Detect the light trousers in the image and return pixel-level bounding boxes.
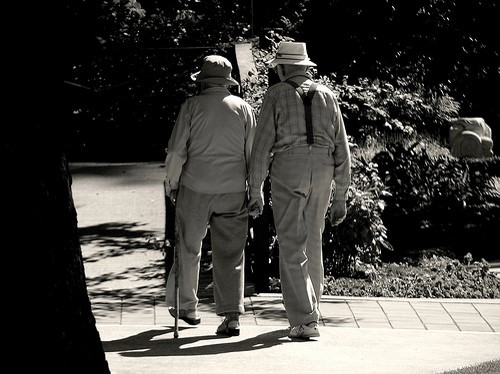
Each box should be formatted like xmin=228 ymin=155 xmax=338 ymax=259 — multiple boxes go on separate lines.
xmin=165 ymin=185 xmax=247 ymax=315
xmin=270 ymin=146 xmax=334 ymax=327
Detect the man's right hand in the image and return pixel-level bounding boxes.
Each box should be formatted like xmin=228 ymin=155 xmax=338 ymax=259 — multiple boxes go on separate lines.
xmin=164 ymin=180 xmax=177 ymax=204
xmin=248 ymin=196 xmax=263 ymax=218
xmin=168 ymin=189 xmax=177 ymax=204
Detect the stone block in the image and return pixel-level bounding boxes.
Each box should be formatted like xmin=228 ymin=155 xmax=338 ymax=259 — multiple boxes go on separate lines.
xmin=449 ymin=117 xmax=494 ymax=158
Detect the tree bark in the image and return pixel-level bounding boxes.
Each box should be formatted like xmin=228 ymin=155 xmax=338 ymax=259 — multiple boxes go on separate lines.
xmin=5 ymin=129 xmax=110 ymax=373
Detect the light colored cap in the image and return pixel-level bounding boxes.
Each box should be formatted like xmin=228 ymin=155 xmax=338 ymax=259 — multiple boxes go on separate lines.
xmin=268 ymin=41 xmax=317 ymax=67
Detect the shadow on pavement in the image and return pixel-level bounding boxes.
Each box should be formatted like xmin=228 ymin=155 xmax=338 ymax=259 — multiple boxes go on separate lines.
xmin=81 ymin=221 xmax=166 ymax=310
xmin=80 ymin=222 xmax=161 ymax=260
xmin=249 ymin=298 xmax=288 ymax=321
xmin=102 ymin=327 xmax=294 ymax=356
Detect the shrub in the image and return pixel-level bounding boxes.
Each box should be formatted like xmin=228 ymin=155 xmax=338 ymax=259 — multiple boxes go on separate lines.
xmin=375 ymin=142 xmax=500 ymax=259
xmin=323 ymin=147 xmax=392 ymax=277
xmin=317 ymin=75 xmax=460 ymax=146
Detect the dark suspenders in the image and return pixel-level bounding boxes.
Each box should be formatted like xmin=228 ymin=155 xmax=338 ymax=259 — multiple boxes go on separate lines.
xmin=285 ymin=80 xmax=318 ymax=145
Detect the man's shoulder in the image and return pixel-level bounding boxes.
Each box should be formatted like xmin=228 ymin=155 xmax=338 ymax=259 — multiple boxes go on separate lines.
xmin=183 ymin=94 xmax=199 ymax=105
xmin=312 ymin=83 xmax=339 ymax=101
xmin=227 ymin=92 xmax=246 ymax=100
xmin=227 ymin=93 xmax=251 ymax=104
xmin=313 ymin=82 xmax=334 ymax=93
xmin=267 ymin=80 xmax=331 ymax=93
xmin=264 ymin=82 xmax=288 ymax=96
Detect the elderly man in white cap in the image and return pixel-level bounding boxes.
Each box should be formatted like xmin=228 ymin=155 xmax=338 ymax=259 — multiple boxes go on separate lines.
xmin=164 ymin=55 xmax=256 ymax=336
xmin=248 ymin=41 xmax=351 ymax=339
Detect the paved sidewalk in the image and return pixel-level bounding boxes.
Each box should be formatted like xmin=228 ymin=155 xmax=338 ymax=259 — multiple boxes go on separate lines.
xmin=95 ymin=294 xmax=500 ymax=374
xmin=93 ymin=294 xmax=500 ymax=374
xmin=98 ymin=323 xmax=500 ymax=374
xmin=71 ymin=162 xmax=500 ymax=374
xmin=92 ymin=293 xmax=500 ymax=334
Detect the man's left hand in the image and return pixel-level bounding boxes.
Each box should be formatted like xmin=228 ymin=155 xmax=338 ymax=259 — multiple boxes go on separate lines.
xmin=330 ymin=200 xmax=346 ymax=226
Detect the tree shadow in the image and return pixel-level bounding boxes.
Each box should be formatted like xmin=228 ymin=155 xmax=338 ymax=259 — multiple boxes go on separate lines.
xmin=80 ymin=221 xmax=222 ymax=315
xmin=248 ymin=298 xmax=288 ymax=322
xmin=79 ymin=222 xmax=161 ymax=261
xmin=80 ymin=221 xmax=166 ymax=307
xmin=102 ymin=326 xmax=297 ymax=357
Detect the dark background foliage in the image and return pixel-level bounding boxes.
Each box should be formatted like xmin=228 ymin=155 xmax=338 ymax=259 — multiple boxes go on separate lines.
xmin=304 ymin=0 xmax=499 ymax=131
xmin=64 ymin=0 xmax=499 ymax=161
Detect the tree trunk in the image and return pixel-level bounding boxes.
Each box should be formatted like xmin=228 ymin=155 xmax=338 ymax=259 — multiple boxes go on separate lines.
xmin=6 ymin=129 xmax=110 ymax=373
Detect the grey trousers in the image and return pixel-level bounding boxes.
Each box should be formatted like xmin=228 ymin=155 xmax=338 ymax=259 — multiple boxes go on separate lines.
xmin=165 ymin=185 xmax=247 ymax=316
xmin=270 ymin=146 xmax=334 ymax=327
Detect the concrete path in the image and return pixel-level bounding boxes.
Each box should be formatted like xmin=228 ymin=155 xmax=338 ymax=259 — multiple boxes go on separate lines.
xmin=94 ymin=294 xmax=500 ymax=374
xmin=70 ymin=162 xmax=500 ymax=374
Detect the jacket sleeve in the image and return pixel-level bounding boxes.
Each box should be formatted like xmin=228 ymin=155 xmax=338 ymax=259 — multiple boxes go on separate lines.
xmin=244 ymin=104 xmax=257 ymax=180
xmin=164 ymin=100 xmax=190 ymax=191
xmin=331 ymin=97 xmax=351 ymax=201
xmin=248 ymin=90 xmax=276 ymax=200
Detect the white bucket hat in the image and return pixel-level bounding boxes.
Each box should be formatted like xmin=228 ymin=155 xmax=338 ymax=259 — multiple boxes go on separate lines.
xmin=190 ymin=55 xmax=239 ymax=86
xmin=268 ymin=41 xmax=317 ymax=68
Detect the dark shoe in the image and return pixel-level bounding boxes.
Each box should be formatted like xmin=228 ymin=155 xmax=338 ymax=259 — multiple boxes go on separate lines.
xmin=216 ymin=315 xmax=240 ymax=336
xmin=169 ymin=307 xmax=201 ymax=325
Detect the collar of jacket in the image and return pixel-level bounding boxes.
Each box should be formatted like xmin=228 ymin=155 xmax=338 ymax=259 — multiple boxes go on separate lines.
xmin=200 ymin=86 xmax=231 ymax=95
xmin=282 ymin=71 xmax=310 ymax=82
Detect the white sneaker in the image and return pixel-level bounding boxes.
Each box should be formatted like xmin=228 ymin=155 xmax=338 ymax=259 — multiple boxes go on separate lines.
xmin=288 ymin=321 xmax=320 ymax=339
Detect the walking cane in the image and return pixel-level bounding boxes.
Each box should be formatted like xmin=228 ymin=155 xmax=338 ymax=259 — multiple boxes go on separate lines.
xmin=173 ymin=244 xmax=179 ymax=338
xmin=164 ymin=179 xmax=179 ymax=338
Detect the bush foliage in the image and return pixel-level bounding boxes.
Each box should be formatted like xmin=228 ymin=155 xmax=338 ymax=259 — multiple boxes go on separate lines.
xmin=322 ymin=150 xmax=392 ymax=277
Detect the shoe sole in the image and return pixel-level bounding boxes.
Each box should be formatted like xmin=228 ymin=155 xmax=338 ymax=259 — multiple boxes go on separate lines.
xmin=169 ymin=309 xmax=201 ymax=325
xmin=216 ymin=328 xmax=240 ymax=337
xmin=288 ymin=327 xmax=320 ymax=339
xmin=288 ymin=333 xmax=319 ymax=339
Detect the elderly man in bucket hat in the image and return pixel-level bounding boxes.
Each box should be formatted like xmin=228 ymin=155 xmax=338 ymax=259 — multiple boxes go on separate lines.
xmin=164 ymin=55 xmax=256 ymax=336
xmin=248 ymin=41 xmax=351 ymax=339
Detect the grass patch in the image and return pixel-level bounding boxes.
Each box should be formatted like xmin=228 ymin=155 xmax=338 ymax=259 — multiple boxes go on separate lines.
xmin=268 ymin=255 xmax=500 ymax=298
xmin=323 ymin=255 xmax=500 ymax=298
xmin=439 ymin=359 xmax=500 ymax=374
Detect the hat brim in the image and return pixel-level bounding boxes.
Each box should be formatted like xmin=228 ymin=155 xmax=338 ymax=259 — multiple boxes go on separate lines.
xmin=267 ymin=58 xmax=317 ymax=68
xmin=190 ymin=71 xmax=239 ymax=86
